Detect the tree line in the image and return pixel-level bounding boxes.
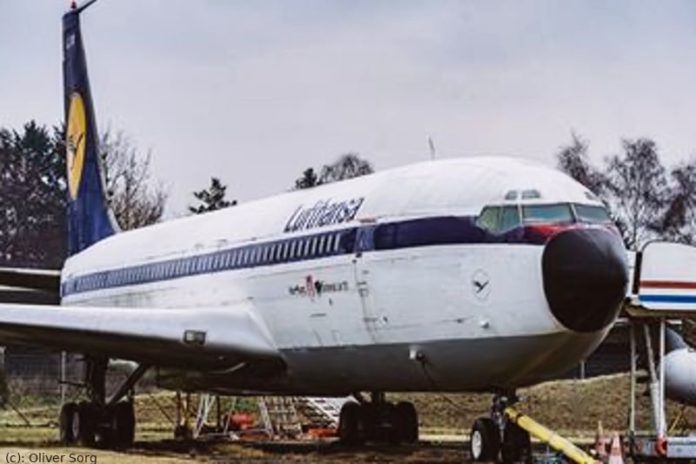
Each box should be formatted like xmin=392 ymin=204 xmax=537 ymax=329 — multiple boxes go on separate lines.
xmin=0 ymin=122 xmax=168 ymax=268
xmin=556 ymin=133 xmax=696 ymax=249
xmin=0 ymin=121 xmax=374 ymax=269
xmin=2 ymin=118 xmax=694 ymax=271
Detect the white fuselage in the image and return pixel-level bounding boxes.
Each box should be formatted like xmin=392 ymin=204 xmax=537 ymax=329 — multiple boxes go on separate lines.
xmin=60 ymin=157 xmax=613 ymax=395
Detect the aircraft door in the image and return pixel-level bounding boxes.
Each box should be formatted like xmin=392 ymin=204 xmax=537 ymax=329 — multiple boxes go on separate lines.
xmin=352 ymin=225 xmax=388 ymax=342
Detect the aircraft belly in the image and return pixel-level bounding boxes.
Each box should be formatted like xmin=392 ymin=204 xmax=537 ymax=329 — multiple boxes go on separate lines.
xmin=159 ymin=329 xmax=606 ymax=395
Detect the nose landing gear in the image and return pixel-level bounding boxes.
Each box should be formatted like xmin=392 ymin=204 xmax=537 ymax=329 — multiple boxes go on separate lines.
xmin=470 ymin=392 xmax=532 ymax=464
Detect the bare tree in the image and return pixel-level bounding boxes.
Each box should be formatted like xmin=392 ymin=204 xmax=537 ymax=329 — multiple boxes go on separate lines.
xmin=556 ymin=132 xmax=606 ymax=195
xmin=319 ymin=153 xmax=373 ymax=184
xmin=294 ymin=153 xmax=374 ymax=190
xmin=652 ymin=159 xmax=696 ymax=244
xmin=604 ymin=138 xmax=669 ymax=249
xmin=100 ymin=130 xmax=167 ymax=230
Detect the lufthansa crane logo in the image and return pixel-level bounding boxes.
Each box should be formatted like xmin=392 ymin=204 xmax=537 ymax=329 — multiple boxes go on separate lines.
xmin=66 ymin=92 xmax=87 ymax=200
xmin=471 ymin=269 xmax=491 ymax=301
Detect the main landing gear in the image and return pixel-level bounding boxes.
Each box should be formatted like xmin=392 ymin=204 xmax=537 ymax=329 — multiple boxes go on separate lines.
xmin=338 ymin=392 xmax=418 ymax=445
xmin=469 ymin=393 xmax=532 ymax=464
xmin=59 ymin=357 xmax=149 ymax=449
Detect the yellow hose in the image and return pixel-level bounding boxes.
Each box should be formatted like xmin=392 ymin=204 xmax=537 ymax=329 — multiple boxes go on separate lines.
xmin=504 ymin=406 xmax=597 ymax=464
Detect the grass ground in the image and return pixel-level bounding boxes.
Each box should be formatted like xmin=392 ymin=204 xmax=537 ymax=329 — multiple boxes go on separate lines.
xmin=0 ymin=373 xmax=692 ymax=462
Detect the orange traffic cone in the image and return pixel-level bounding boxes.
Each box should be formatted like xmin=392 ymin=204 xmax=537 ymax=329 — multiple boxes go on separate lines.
xmin=607 ymin=433 xmax=624 ymax=464
xmin=594 ymin=421 xmax=609 ymax=460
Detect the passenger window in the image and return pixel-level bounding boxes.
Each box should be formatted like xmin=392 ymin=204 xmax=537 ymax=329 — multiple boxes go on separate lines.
xmin=318 ymin=235 xmax=326 ymax=254
xmin=499 ymin=206 xmax=521 ymax=232
xmin=476 ymin=207 xmax=500 ymax=232
xmin=310 ymin=237 xmax=318 ymax=256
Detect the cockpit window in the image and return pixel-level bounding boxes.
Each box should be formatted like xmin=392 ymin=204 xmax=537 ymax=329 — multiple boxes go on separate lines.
xmin=499 ymin=206 xmax=521 ymax=232
xmin=574 ymin=204 xmax=611 ymax=223
xmin=476 ymin=206 xmax=500 ymax=232
xmin=476 ymin=206 xmax=521 ymax=233
xmin=522 ymin=204 xmax=573 ymax=224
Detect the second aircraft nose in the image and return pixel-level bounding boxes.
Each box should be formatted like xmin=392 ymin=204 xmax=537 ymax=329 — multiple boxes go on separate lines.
xmin=542 ymin=227 xmax=628 ymax=332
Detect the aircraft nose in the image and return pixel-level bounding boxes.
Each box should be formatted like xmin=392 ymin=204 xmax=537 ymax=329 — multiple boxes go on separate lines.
xmin=542 ymin=227 xmax=628 ymax=332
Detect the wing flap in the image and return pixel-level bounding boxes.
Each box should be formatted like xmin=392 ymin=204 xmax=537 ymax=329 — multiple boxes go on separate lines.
xmin=0 ymin=303 xmax=282 ymax=370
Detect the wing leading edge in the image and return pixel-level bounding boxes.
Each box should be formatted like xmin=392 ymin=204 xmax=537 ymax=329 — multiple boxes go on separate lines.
xmin=0 ymin=303 xmax=283 ymax=372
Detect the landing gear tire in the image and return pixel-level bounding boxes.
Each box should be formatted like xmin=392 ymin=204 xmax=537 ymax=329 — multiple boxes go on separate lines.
xmin=73 ymin=402 xmax=97 ymax=446
xmin=59 ymin=402 xmax=78 ymax=444
xmin=501 ymin=422 xmax=532 ymax=464
xmin=174 ymin=424 xmax=192 ymax=440
xmin=470 ymin=417 xmax=500 ymax=462
xmin=338 ymin=401 xmax=365 ymax=445
xmin=110 ymin=402 xmax=136 ymax=448
xmin=394 ymin=401 xmax=418 ymax=444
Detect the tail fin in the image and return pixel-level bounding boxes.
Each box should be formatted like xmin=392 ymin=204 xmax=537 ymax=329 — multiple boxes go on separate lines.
xmin=63 ymin=1 xmax=118 ymax=256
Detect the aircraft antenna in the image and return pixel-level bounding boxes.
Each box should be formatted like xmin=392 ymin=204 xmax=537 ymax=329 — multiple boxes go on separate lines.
xmin=428 ymin=136 xmax=436 ymax=160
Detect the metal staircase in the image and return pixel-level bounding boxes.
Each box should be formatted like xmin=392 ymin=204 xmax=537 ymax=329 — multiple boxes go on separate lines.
xmin=186 ymin=394 xmax=353 ymax=440
xmin=259 ymin=396 xmax=304 ymax=438
xmin=258 ymin=396 xmax=352 ymax=438
xmin=295 ymin=397 xmax=350 ymax=428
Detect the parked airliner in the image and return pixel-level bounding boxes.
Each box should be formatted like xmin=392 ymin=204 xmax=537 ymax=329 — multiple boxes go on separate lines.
xmin=0 ymin=2 xmax=628 ymax=462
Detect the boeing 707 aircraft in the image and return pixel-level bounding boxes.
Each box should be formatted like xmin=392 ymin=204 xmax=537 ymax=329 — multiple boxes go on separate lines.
xmin=0 ymin=2 xmax=628 ymax=462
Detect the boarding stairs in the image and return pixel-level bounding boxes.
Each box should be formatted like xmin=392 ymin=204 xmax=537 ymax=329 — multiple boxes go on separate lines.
xmin=259 ymin=396 xmax=304 ymax=438
xmin=259 ymin=396 xmax=352 ymax=438
xmin=295 ymin=396 xmax=349 ymax=428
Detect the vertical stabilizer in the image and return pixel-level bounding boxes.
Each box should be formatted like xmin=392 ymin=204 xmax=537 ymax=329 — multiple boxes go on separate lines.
xmin=63 ymin=1 xmax=118 ymax=256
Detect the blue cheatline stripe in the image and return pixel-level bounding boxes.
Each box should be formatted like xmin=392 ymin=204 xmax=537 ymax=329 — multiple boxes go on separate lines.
xmin=61 ymin=215 xmax=550 ymax=297
xmin=640 ymin=294 xmax=696 ymax=304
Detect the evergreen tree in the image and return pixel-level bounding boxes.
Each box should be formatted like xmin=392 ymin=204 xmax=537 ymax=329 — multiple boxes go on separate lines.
xmin=294 ymin=168 xmax=320 ymax=190
xmin=189 ymin=177 xmax=236 ymax=214
xmin=0 ymin=122 xmax=66 ymax=268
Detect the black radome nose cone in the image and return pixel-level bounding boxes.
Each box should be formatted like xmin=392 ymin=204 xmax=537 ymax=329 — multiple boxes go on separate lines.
xmin=542 ymin=228 xmax=628 ymax=332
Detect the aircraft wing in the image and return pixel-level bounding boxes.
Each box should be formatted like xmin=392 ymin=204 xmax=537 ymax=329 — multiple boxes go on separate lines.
xmin=0 ymin=303 xmax=283 ymax=371
xmin=0 ymin=267 xmax=61 ymax=305
xmin=0 ymin=267 xmax=61 ymax=292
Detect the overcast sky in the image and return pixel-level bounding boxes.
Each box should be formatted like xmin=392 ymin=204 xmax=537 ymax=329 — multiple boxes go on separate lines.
xmin=2 ymin=1 xmax=696 ymax=215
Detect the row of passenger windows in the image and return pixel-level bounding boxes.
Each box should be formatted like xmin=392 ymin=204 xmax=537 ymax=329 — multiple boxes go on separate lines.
xmin=65 ymin=230 xmax=356 ymax=295
xmin=476 ymin=203 xmax=612 ymax=234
